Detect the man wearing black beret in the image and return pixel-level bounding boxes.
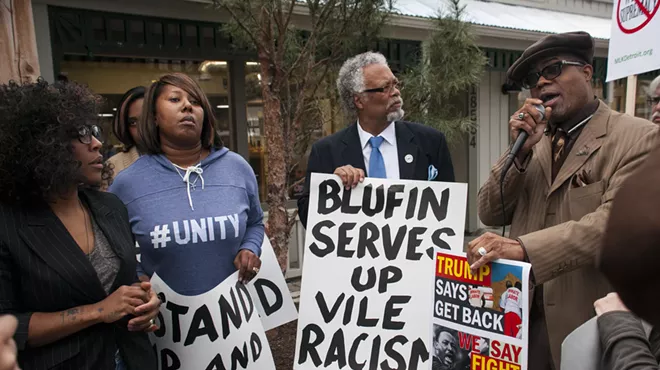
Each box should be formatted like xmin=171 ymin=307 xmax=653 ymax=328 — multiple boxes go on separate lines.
xmin=466 ymin=31 xmax=658 ymax=368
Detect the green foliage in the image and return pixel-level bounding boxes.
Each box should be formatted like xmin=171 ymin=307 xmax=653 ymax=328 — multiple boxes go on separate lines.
xmin=400 ymin=0 xmax=487 ymax=144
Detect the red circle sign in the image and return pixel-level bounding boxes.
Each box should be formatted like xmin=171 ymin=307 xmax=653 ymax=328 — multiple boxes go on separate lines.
xmin=617 ymin=0 xmax=659 ymax=33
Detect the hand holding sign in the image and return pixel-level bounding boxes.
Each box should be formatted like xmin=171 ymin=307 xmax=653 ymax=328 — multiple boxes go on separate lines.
xmin=234 ymin=249 xmax=262 ymax=284
xmin=129 ymin=281 xmax=162 ymax=332
xmin=467 ymin=232 xmax=525 ymax=274
xmin=333 ymin=165 xmax=365 ymax=190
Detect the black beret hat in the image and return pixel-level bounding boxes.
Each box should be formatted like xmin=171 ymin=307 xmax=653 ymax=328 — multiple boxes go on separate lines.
xmin=507 ymin=31 xmax=595 ymax=84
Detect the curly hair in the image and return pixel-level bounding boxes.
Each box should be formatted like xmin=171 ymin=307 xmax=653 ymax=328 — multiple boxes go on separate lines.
xmin=0 ymin=79 xmax=112 ymax=206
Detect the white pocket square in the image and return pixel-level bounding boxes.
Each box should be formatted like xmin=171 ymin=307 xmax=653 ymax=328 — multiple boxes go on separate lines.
xmin=428 ymin=165 xmax=438 ymax=181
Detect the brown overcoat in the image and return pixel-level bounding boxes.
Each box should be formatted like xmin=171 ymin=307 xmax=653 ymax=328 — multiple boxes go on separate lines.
xmin=477 ymin=101 xmax=658 ymax=367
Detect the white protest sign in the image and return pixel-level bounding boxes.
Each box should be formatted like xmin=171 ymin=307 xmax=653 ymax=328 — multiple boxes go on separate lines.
xmin=247 ymin=237 xmax=298 ymax=331
xmin=606 ymin=0 xmax=660 ymax=81
xmin=138 ymin=237 xmax=297 ymax=332
xmin=149 ymin=271 xmax=276 ymax=370
xmin=294 ymin=174 xmax=468 ymax=369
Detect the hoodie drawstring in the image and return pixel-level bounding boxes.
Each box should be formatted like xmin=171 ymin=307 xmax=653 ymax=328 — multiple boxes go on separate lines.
xmin=173 ymin=163 xmax=205 ymax=210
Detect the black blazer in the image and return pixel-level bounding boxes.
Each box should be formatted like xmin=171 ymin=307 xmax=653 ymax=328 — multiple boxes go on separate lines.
xmin=0 ymin=189 xmax=157 ymax=370
xmin=297 ymin=121 xmax=455 ymax=227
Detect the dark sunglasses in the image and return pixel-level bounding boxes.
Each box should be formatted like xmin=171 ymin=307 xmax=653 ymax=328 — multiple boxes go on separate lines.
xmin=77 ymin=125 xmax=104 ymax=144
xmin=362 ymin=80 xmax=402 ymax=94
xmin=522 ymin=60 xmax=585 ymax=89
xmin=648 ymin=96 xmax=660 ymax=106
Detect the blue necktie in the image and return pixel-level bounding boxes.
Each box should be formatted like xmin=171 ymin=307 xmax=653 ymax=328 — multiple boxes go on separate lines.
xmin=368 ymin=136 xmax=386 ymax=178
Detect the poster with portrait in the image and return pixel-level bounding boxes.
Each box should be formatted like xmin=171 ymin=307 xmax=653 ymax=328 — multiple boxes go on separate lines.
xmin=432 ymin=250 xmax=531 ymax=370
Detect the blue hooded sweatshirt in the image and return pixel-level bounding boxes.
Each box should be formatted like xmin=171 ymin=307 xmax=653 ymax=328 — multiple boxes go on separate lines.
xmin=108 ymin=147 xmax=264 ymax=295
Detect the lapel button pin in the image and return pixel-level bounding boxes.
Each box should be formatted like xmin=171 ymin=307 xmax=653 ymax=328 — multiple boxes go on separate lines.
xmin=405 ymin=154 xmax=413 ymax=163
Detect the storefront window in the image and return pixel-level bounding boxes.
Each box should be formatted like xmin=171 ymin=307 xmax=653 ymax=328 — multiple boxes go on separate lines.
xmin=593 ymin=78 xmax=605 ymax=101
xmin=609 ymin=78 xmax=627 ymax=112
xmin=635 ymin=72 xmax=660 ymax=120
xmin=59 ymin=57 xmax=233 ymax=156
xmin=245 ymin=62 xmax=266 ymax=200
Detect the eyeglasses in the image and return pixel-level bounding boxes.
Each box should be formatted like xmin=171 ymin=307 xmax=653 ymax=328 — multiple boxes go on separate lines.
xmin=648 ymin=96 xmax=660 ymax=106
xmin=362 ymin=80 xmax=402 ymax=94
xmin=521 ymin=60 xmax=585 ymax=89
xmin=77 ymin=125 xmax=104 ymax=144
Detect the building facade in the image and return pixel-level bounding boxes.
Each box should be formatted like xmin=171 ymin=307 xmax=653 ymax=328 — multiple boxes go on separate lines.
xmin=29 ymin=0 xmax=658 ymax=276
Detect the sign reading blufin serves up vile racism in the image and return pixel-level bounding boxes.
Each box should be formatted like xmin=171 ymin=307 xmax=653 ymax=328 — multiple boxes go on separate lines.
xmin=294 ymin=174 xmax=468 ymax=369
xmin=607 ymin=0 xmax=660 ymax=81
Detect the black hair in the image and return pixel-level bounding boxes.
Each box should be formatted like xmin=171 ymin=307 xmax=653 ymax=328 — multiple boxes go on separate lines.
xmin=112 ymin=86 xmax=145 ymax=151
xmin=0 ymin=79 xmax=112 ymax=206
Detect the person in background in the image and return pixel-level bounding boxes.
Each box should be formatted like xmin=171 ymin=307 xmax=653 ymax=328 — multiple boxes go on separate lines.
xmin=598 ymin=119 xmax=660 ymax=369
xmin=297 ymin=51 xmax=455 ymax=228
xmin=467 ymin=31 xmax=658 ymax=369
xmin=0 ymin=316 xmax=18 ymax=370
xmin=0 ymin=80 xmax=158 ymax=370
xmin=649 ymin=75 xmax=660 ymax=124
xmin=107 ymin=86 xmax=145 ymax=181
xmin=109 ymin=73 xmax=264 ymax=297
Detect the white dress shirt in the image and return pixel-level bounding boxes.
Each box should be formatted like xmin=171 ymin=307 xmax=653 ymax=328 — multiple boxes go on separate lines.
xmin=357 ymin=120 xmax=400 ymax=179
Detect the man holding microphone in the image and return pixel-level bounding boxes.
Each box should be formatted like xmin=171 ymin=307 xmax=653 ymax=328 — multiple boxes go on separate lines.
xmin=466 ymin=31 xmax=658 ymax=369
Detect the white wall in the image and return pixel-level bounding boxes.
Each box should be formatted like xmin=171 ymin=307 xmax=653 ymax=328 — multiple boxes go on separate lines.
xmin=467 ymin=71 xmax=513 ymax=231
xmin=489 ymin=0 xmax=612 ymax=18
xmin=32 ymin=3 xmax=54 ymax=82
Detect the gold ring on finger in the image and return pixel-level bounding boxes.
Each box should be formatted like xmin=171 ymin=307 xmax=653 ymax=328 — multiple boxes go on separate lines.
xmin=252 ymin=267 xmax=260 ymax=274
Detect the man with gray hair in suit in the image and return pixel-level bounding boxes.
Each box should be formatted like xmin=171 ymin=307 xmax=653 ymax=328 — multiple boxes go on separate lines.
xmin=649 ymin=75 xmax=660 ymax=124
xmin=297 ymin=51 xmax=455 ymax=228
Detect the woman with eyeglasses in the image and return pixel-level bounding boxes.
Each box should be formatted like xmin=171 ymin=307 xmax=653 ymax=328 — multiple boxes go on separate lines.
xmin=0 ymin=80 xmax=158 ymax=370
xmin=107 ymin=86 xmax=146 ymax=182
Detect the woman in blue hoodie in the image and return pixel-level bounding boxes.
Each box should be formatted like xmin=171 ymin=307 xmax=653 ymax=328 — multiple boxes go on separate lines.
xmin=109 ymin=73 xmax=264 ymax=296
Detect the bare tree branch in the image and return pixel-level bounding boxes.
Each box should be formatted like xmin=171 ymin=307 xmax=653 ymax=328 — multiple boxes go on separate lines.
xmin=216 ymin=2 xmax=261 ymax=49
xmin=284 ymin=0 xmax=338 ymax=78
xmin=281 ymin=0 xmax=297 ymax=36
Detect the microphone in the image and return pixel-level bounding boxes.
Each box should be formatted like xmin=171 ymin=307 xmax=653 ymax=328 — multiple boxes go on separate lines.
xmin=502 ymin=104 xmax=546 ymax=178
xmin=498 ymin=104 xmax=545 ymax=237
